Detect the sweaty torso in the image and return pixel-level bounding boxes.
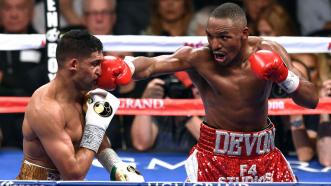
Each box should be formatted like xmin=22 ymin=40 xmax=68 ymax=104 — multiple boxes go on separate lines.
xmin=189 ymin=37 xmax=273 ymax=132
xmin=22 ymin=83 xmax=84 ymax=169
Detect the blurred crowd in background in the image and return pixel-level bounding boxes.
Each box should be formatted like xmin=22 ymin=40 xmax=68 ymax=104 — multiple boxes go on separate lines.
xmin=0 ymin=0 xmax=330 ymax=167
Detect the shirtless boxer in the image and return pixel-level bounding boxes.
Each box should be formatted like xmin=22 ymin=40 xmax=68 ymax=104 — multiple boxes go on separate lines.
xmin=101 ymin=3 xmax=319 ymax=182
xmin=16 ymin=30 xmax=144 ymax=181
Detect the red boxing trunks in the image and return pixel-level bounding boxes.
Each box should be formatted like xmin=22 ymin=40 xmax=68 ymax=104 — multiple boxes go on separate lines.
xmin=185 ymin=121 xmax=296 ymax=182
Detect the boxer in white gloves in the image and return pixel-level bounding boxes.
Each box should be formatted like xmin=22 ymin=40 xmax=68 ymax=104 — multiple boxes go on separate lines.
xmin=16 ymin=30 xmax=144 ymax=181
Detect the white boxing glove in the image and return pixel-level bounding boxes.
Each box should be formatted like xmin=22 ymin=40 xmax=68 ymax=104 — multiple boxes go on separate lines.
xmin=111 ymin=162 xmax=145 ymax=182
xmin=97 ymin=148 xmax=145 ymax=182
xmin=80 ymin=88 xmax=120 ymax=152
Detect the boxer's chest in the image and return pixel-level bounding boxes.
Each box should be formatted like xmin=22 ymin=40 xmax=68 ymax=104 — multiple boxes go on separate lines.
xmin=64 ymin=104 xmax=84 ymax=146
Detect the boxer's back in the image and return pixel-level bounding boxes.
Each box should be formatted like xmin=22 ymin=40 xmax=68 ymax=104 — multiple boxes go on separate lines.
xmin=22 ymin=83 xmax=84 ymax=169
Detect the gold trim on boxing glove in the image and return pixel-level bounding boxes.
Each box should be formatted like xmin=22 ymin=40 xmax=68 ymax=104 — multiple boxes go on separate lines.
xmin=93 ymin=101 xmax=113 ymax=117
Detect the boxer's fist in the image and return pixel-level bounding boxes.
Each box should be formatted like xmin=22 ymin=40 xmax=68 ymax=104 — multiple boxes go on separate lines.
xmin=248 ymin=50 xmax=288 ymax=82
xmin=81 ymin=88 xmax=120 ymax=152
xmin=97 ymin=56 xmax=135 ymax=90
xmin=85 ymin=88 xmax=120 ymax=130
xmin=249 ymin=50 xmax=299 ymax=93
xmin=111 ymin=162 xmax=145 ymax=182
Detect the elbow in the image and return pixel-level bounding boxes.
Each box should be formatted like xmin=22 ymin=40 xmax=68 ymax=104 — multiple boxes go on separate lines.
xmin=61 ymin=167 xmax=86 ymax=180
xmin=297 ymin=154 xmax=314 ymax=162
xmin=296 ymin=148 xmax=315 ymax=162
xmin=296 ymin=93 xmax=319 ymax=109
xmin=132 ymin=138 xmax=153 ymax=152
xmin=134 ymin=143 xmax=150 ymax=151
xmin=310 ymin=88 xmax=320 ymax=109
xmin=318 ymin=156 xmax=331 ymax=167
xmin=309 ymin=96 xmax=319 ymax=109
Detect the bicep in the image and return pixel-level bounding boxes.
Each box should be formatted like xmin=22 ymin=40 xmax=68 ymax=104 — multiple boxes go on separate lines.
xmin=32 ymin=109 xmax=76 ymax=174
xmin=134 ymin=47 xmax=195 ymax=79
xmin=154 ymin=48 xmax=194 ymax=72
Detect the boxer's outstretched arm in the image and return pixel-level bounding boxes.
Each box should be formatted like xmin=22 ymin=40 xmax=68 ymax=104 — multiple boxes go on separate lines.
xmin=31 ymin=104 xmax=95 ymax=180
xmin=132 ymin=46 xmax=195 ymax=80
xmin=261 ymin=41 xmax=319 ymax=108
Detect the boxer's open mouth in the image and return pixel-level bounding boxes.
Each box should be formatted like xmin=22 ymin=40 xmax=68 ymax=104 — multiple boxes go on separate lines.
xmin=214 ymin=52 xmax=226 ymax=63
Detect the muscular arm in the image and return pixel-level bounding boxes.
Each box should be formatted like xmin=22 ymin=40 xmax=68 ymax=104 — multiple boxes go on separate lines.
xmin=132 ymin=46 xmax=195 ymax=80
xmin=263 ymin=41 xmax=319 ymax=108
xmin=131 ymin=115 xmax=158 ymax=151
xmin=31 ymin=105 xmax=94 ymax=180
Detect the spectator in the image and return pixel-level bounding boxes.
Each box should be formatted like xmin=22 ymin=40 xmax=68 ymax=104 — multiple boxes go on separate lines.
xmin=114 ymin=0 xmax=150 ymax=35
xmin=0 ymin=0 xmax=48 ymax=148
xmin=82 ymin=0 xmax=116 ymax=35
xmin=256 ymin=3 xmax=300 ymax=154
xmin=143 ymin=0 xmax=194 ymax=36
xmin=257 ymin=3 xmax=331 ymax=165
xmin=290 ymin=54 xmax=321 ymax=161
xmin=317 ymin=67 xmax=331 ymax=166
xmin=0 ymin=0 xmax=47 ymax=96
xmin=257 ymin=3 xmax=298 ymax=36
xmin=242 ymin=0 xmax=274 ymax=35
xmin=33 ymin=0 xmax=84 ymax=33
xmin=59 ymin=0 xmax=84 ymax=27
xmin=297 ymin=0 xmax=331 ymax=36
xmin=131 ymin=75 xmax=202 ymax=152
xmin=187 ymin=6 xmax=215 ymax=36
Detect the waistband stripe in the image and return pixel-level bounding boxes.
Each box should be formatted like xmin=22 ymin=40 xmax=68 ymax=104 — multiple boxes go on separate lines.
xmin=198 ymin=123 xmax=276 ymax=157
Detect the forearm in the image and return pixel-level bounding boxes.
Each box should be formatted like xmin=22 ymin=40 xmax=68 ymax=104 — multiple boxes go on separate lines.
xmin=62 ymin=136 xmax=110 ymax=179
xmin=98 ymin=136 xmax=111 ymax=154
xmin=290 ymin=79 xmax=319 ymax=109
xmin=97 ymin=148 xmax=145 ymax=181
xmin=131 ymin=115 xmax=157 ymax=151
xmin=132 ymin=56 xmax=157 ymax=80
xmin=185 ymin=116 xmax=202 ymax=140
xmin=59 ymin=148 xmax=96 ymax=180
xmin=317 ymin=122 xmax=331 ymax=166
xmin=291 ymin=128 xmax=315 ymax=161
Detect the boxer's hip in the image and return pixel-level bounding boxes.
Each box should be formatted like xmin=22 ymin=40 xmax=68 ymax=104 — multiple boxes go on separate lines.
xmin=185 ymin=121 xmax=296 ymax=182
xmin=16 ymin=160 xmax=61 ymax=180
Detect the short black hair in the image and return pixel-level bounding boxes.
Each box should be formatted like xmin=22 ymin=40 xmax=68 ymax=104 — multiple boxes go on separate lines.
xmin=210 ymin=3 xmax=247 ymax=27
xmin=56 ymin=29 xmax=103 ymax=68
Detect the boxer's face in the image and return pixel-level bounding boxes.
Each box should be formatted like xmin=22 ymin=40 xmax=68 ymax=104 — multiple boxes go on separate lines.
xmin=206 ymin=17 xmax=248 ymax=66
xmin=76 ymin=51 xmax=104 ymax=91
xmin=0 ymin=0 xmax=33 ymax=33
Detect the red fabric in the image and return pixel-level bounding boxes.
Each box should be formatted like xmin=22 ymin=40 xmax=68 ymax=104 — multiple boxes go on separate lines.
xmin=174 ymin=71 xmax=193 ymax=88
xmin=1 ymin=97 xmax=331 ymax=116
xmin=190 ymin=123 xmax=296 ymax=182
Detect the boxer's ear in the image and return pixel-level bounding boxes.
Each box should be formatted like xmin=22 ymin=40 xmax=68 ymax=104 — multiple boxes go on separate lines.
xmin=68 ymin=58 xmax=79 ymax=71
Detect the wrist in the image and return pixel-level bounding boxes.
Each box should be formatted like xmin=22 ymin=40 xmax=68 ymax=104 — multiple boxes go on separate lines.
xmin=277 ymin=70 xmax=300 ymax=94
xmin=80 ymin=125 xmax=105 ymax=152
xmin=290 ymin=118 xmax=304 ymax=129
xmin=124 ymin=56 xmax=136 ymax=75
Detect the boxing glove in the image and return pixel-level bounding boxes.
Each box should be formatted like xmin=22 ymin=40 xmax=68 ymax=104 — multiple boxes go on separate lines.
xmin=80 ymin=88 xmax=120 ymax=152
xmin=249 ymin=50 xmax=300 ymax=93
xmin=97 ymin=56 xmax=135 ymax=90
xmin=97 ymin=148 xmax=145 ymax=182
